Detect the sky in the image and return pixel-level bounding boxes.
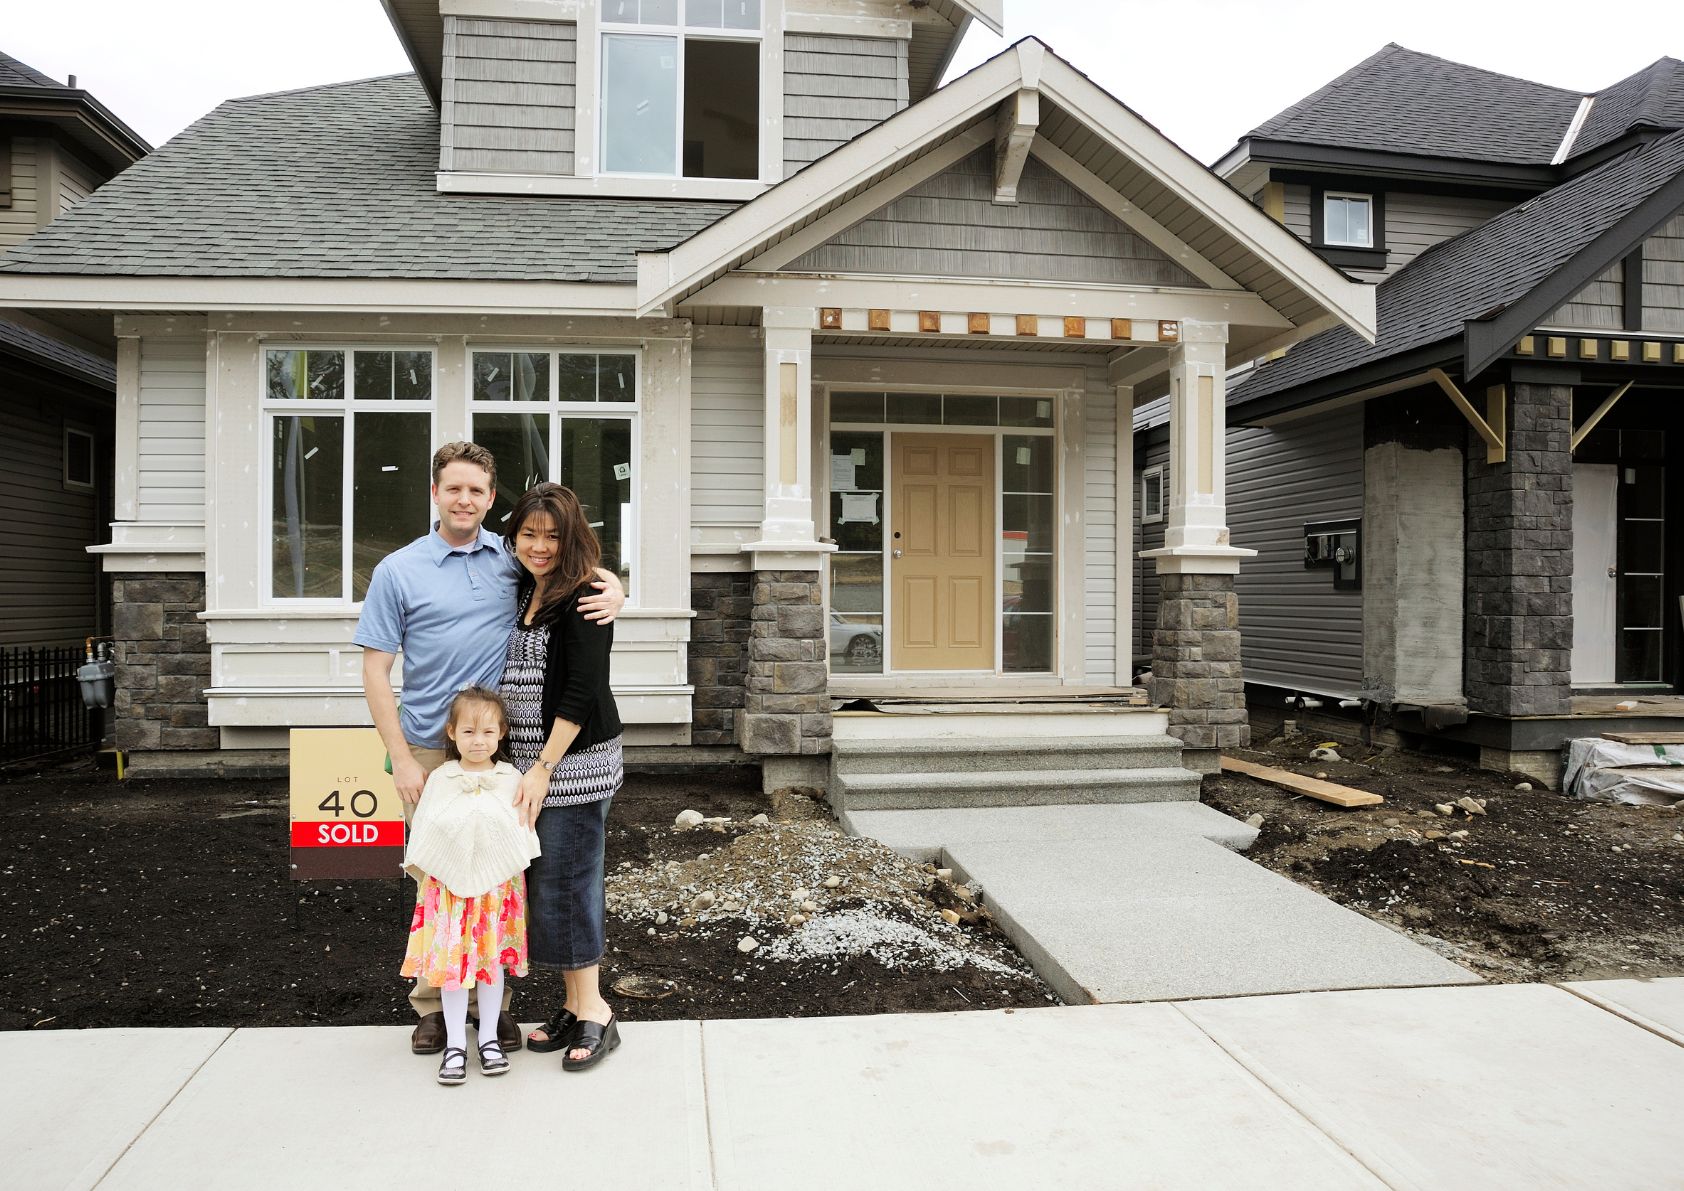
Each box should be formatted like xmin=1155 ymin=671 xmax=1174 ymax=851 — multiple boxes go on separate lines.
xmin=6 ymin=0 xmax=1680 ymax=165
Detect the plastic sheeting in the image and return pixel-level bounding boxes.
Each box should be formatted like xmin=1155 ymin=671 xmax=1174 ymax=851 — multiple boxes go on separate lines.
xmin=1564 ymin=738 xmax=1684 ymax=806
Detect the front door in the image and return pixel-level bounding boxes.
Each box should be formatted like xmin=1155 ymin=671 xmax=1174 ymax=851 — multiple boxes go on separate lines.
xmin=891 ymin=433 xmax=995 ymax=670
xmin=1573 ymin=462 xmax=1619 ymax=685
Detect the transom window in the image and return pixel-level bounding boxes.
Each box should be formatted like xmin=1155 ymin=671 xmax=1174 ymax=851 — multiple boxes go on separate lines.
xmin=599 ymin=0 xmax=761 ymax=180
xmin=263 ymin=348 xmax=435 ymax=603
xmin=469 ymin=349 xmax=639 ymax=597
xmin=1322 ymin=192 xmax=1374 ymax=248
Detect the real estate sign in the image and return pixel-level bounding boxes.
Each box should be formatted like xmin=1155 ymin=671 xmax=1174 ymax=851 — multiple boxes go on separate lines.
xmin=288 ymin=728 xmax=405 ymax=880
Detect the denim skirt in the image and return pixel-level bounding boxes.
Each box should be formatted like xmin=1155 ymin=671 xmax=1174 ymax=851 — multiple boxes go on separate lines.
xmin=526 ymin=795 xmax=612 ymax=971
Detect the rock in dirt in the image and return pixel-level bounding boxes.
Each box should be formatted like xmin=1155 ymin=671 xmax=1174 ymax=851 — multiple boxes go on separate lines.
xmin=939 ymin=909 xmax=961 ymax=926
xmin=1425 ymin=830 xmax=1446 ymax=840
xmin=1315 ymin=772 xmax=1329 ymax=780
xmin=1383 ymin=817 xmax=1401 ymax=828
xmin=800 ymin=899 xmax=818 ymax=913
xmin=1457 ymin=797 xmax=1487 ymax=817
xmin=934 ymin=868 xmax=953 ymax=881
xmin=689 ymin=890 xmax=717 ymax=911
xmin=737 ymin=936 xmax=759 ymax=954
xmin=1449 ymin=829 xmax=1470 ymax=840
xmin=1514 ymin=783 xmax=1533 ymax=792
xmin=1310 ymin=747 xmax=1342 ymax=762
xmin=674 ymin=809 xmax=705 ymax=830
xmin=655 ymin=911 xmax=669 ymax=925
xmin=1435 ymin=804 xmax=1455 ymax=816
xmin=823 ymin=875 xmax=842 ymax=889
xmin=1244 ymin=813 xmax=1264 ymax=829
xmin=792 ymin=887 xmax=809 ymax=902
xmin=749 ymin=813 xmax=771 ymax=827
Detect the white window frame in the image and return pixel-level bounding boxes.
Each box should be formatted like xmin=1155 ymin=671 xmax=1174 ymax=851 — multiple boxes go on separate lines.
xmin=62 ymin=424 xmax=96 ymax=492
xmin=597 ymin=0 xmax=764 ymax=183
xmin=259 ymin=345 xmax=438 ymax=607
xmin=1141 ymin=465 xmax=1165 ymax=524
xmin=1322 ymin=191 xmax=1374 ymax=248
xmin=466 ymin=345 xmax=644 ymax=608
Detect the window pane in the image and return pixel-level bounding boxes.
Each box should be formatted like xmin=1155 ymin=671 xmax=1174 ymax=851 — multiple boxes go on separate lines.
xmin=557 ymin=354 xmax=597 ymax=402
xmin=473 ymin=352 xmax=547 ymax=401
xmin=352 ymin=413 xmax=431 ymax=601
xmin=943 ymin=394 xmax=997 ymax=426
xmin=1003 ymin=494 xmax=1056 ymax=552
xmin=888 ymin=393 xmax=940 ymax=424
xmin=1623 ymin=465 xmax=1664 ymax=518
xmin=1004 ymin=551 xmax=1055 ymax=615
xmin=687 ymin=0 xmax=723 ymax=25
xmin=599 ymin=354 xmax=636 ymax=402
xmin=266 ymin=349 xmax=344 ymax=401
xmin=1620 ymin=630 xmax=1663 ymax=683
xmin=1004 ymin=614 xmax=1054 ymax=673
xmin=475 ymin=412 xmax=551 ymax=514
xmin=831 ymin=392 xmax=884 ymax=423
xmin=1001 ymin=396 xmax=1054 ymax=427
xmin=1003 ymin=435 xmax=1054 ymax=493
xmin=602 ymin=0 xmax=638 ymax=21
xmin=604 ymin=34 xmax=678 ymax=175
xmin=66 ymin=431 xmax=93 ymax=486
xmin=271 ymin=415 xmax=344 ymax=598
xmin=829 ymin=612 xmax=883 ymax=673
xmin=831 ymin=553 xmax=882 ymax=613
xmin=1621 ymin=574 xmax=1664 ymax=629
xmin=721 ymin=0 xmax=759 ymax=29
xmin=394 ymin=350 xmax=432 ymax=400
xmin=1620 ymin=519 xmax=1665 ymax=574
xmin=641 ymin=0 xmax=677 ymax=21
xmin=684 ymin=39 xmax=759 ymax=179
xmin=561 ymin=417 xmax=635 ymax=588
xmin=829 ymin=430 xmax=882 ymax=551
xmin=354 ymin=351 xmax=394 ymax=400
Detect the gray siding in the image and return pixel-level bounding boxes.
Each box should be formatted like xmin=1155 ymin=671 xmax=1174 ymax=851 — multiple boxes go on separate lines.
xmin=1643 ymin=210 xmax=1684 ymax=333
xmin=691 ymin=345 xmax=763 ymax=526
xmin=1383 ymin=192 xmax=1509 ymax=276
xmin=138 ymin=338 xmax=206 ymax=523
xmin=0 ymin=136 xmax=39 ymax=248
xmin=1228 ymin=409 xmax=1365 ymax=697
xmin=1281 ymin=183 xmax=1312 ymax=242
xmin=783 ymin=34 xmax=906 ymax=178
xmin=0 ymin=400 xmax=101 ymax=647
xmin=1547 ymin=261 xmax=1624 ymax=329
xmin=442 ymin=17 xmax=577 ymax=175
xmin=57 ymin=151 xmax=96 ymax=212
xmin=793 ymin=149 xmax=1205 ymax=287
xmin=1082 ymin=371 xmax=1117 ymax=683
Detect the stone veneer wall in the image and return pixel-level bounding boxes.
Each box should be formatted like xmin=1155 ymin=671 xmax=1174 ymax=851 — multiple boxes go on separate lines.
xmin=1464 ymin=381 xmax=1573 ymax=717
xmin=688 ymin=572 xmax=752 ymax=746
xmin=1151 ymin=572 xmax=1249 ymax=750
xmin=112 ymin=574 xmax=214 ymax=751
xmin=740 ymin=569 xmax=831 ymax=755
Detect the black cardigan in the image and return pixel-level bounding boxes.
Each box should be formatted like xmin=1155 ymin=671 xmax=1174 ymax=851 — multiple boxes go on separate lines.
xmin=519 ymin=583 xmax=622 ymax=754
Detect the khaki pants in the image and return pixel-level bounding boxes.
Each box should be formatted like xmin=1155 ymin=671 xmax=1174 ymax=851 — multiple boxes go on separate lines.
xmin=405 ymin=745 xmax=514 ymax=1019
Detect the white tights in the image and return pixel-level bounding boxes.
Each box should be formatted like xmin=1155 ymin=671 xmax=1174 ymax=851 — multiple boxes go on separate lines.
xmin=440 ymin=968 xmax=506 ymax=1057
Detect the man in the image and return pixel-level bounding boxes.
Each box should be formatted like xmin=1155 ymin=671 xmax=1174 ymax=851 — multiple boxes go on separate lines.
xmin=355 ymin=441 xmax=625 ymax=1054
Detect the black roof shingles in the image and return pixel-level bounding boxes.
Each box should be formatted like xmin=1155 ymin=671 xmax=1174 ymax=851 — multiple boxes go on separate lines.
xmin=1574 ymin=57 xmax=1684 ymax=158
xmin=1232 ymin=128 xmax=1684 ymax=407
xmin=0 ymin=50 xmax=69 ymax=91
xmin=0 ymin=73 xmax=738 ymax=284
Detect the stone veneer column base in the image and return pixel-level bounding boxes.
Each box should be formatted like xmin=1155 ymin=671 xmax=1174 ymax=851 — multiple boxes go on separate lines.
xmin=1151 ymin=572 xmax=1249 ymax=757
xmin=739 ymin=569 xmax=831 ymax=761
xmin=688 ymin=572 xmax=752 ymax=747
xmin=111 ymin=573 xmax=215 ymax=753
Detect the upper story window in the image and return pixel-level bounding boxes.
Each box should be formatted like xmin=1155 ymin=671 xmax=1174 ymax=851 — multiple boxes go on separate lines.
xmin=1322 ymin=192 xmax=1374 ymax=248
xmin=600 ymin=0 xmax=761 ymax=179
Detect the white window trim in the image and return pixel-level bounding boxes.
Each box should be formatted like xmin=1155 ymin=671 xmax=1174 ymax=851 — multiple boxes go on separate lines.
xmin=466 ymin=344 xmax=644 ymax=607
xmin=259 ymin=344 xmax=438 ymax=608
xmin=1322 ymin=191 xmax=1374 ymax=249
xmin=62 ymin=424 xmax=96 ymax=492
xmin=1141 ymin=464 xmax=1165 ymax=524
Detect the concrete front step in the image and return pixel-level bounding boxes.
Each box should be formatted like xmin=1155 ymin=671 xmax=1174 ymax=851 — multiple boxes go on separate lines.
xmin=831 ymin=765 xmax=1202 ymax=811
xmin=832 ymin=733 xmax=1187 ymax=776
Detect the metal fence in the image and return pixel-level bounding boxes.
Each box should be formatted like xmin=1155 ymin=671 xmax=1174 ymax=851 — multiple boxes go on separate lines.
xmin=0 ymin=645 xmax=100 ymax=762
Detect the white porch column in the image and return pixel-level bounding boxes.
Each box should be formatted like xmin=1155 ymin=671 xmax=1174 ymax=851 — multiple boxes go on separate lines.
xmin=1111 ymin=374 xmax=1135 ymax=687
xmin=744 ymin=305 xmax=830 ymax=572
xmin=1140 ymin=320 xmax=1253 ymax=575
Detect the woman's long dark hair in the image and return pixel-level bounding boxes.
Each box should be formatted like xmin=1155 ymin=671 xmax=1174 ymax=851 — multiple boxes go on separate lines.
xmin=506 ymin=482 xmax=602 ymax=625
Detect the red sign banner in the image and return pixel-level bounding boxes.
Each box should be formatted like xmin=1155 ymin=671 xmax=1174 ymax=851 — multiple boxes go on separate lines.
xmin=290 ymin=820 xmax=406 ymax=848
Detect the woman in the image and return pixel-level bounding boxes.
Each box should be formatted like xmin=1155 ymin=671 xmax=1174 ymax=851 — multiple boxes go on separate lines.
xmin=502 ymin=482 xmax=625 ymax=1071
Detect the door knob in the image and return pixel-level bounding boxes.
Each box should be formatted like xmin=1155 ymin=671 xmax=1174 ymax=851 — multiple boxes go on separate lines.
xmin=1608 ymin=566 xmax=1617 ymax=579
xmin=892 ymin=548 xmax=904 ymax=559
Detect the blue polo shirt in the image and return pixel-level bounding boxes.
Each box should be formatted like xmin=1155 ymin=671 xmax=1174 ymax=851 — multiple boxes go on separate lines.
xmin=353 ymin=525 xmax=522 ymax=750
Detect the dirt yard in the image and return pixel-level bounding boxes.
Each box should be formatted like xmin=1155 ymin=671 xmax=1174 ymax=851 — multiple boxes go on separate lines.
xmin=0 ymin=758 xmax=1052 ymax=1033
xmin=1204 ymin=734 xmax=1684 ymax=982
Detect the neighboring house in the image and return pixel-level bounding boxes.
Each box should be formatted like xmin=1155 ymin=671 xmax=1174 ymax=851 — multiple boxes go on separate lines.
xmin=0 ymin=51 xmax=148 ymax=653
xmin=1144 ymin=44 xmax=1684 ymax=782
xmin=0 ymin=2 xmax=1374 ymax=783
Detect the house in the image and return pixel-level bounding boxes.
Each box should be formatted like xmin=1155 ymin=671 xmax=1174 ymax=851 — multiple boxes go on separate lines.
xmin=1152 ymin=44 xmax=1684 ymax=783
xmin=0 ymin=51 xmax=148 ymax=653
xmin=0 ymin=1 xmax=1374 ymax=791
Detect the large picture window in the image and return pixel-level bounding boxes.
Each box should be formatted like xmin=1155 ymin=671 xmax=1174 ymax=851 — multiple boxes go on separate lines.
xmin=264 ymin=348 xmax=434 ymax=602
xmin=470 ymin=349 xmax=638 ymax=597
xmin=600 ymin=0 xmax=761 ymax=179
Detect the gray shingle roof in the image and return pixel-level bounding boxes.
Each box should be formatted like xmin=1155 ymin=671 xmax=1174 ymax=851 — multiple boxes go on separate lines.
xmin=1247 ymin=44 xmax=1582 ymax=166
xmin=0 ymin=318 xmax=115 ymax=387
xmin=1231 ymin=128 xmax=1684 ymax=407
xmin=0 ymin=50 xmax=69 ymax=91
xmin=1575 ymin=57 xmax=1684 ymax=158
xmin=0 ymin=74 xmax=738 ymax=283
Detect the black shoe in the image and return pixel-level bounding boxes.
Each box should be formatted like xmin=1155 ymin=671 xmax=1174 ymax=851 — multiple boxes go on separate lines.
xmin=562 ymin=1015 xmax=621 ymax=1072
xmin=478 ymin=1040 xmax=511 ymax=1076
xmin=526 ymin=1008 xmax=579 ymax=1053
xmin=437 ymin=1047 xmax=468 ymax=1086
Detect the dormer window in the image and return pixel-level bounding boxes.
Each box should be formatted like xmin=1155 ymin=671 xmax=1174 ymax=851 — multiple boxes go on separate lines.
xmin=1322 ymin=192 xmax=1374 ymax=248
xmin=600 ymin=0 xmax=761 ymax=179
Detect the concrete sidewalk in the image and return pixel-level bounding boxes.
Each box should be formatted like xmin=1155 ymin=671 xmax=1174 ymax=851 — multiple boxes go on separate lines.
xmin=9 ymin=979 xmax=1682 ymax=1190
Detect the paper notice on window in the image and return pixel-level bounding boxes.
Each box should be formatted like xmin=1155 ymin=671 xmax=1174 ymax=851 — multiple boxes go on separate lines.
xmin=613 ymin=462 xmax=631 ymax=481
xmin=1016 ymin=446 xmax=1031 ymax=466
xmin=838 ymin=492 xmax=879 ymax=525
xmin=1037 ymin=400 xmax=1051 ymax=419
xmin=850 ymin=448 xmax=866 ymax=465
xmin=831 ymin=454 xmax=857 ymax=491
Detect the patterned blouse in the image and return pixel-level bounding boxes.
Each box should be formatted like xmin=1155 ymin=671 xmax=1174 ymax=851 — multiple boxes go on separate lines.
xmin=502 ymin=594 xmax=623 ymax=807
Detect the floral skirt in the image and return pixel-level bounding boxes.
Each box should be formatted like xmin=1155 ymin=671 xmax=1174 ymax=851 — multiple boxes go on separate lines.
xmin=400 ymin=874 xmax=529 ymax=991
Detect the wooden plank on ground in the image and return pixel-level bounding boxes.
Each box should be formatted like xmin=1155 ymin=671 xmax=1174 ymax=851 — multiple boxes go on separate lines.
xmin=1600 ymin=731 xmax=1684 ymax=745
xmin=1219 ymin=756 xmax=1384 ymax=808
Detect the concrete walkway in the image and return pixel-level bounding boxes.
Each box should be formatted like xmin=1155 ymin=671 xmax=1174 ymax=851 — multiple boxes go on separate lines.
xmin=842 ymin=802 xmax=1480 ymax=1002
xmin=8 ymin=980 xmax=1682 ymax=1190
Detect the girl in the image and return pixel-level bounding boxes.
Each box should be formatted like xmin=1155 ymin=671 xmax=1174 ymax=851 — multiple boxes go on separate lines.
xmin=401 ymin=686 xmax=541 ymax=1085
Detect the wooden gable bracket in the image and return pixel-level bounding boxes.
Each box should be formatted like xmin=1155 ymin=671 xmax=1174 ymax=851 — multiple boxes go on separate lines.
xmin=993 ymin=87 xmax=1039 ymax=204
xmin=1429 ymin=368 xmax=1506 ymax=464
xmin=1570 ymin=379 xmax=1634 ymax=452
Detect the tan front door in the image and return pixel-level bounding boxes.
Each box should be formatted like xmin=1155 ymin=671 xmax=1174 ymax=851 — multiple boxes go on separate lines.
xmin=891 ymin=433 xmax=995 ymax=670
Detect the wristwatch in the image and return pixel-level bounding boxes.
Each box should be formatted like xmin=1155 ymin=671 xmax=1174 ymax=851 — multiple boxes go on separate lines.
xmin=537 ymin=758 xmax=558 ymax=772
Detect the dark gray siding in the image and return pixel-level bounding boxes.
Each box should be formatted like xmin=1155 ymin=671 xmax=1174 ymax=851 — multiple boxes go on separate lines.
xmin=1547 ymin=261 xmax=1624 ymax=329
xmin=783 ymin=34 xmax=906 ymax=178
xmin=1383 ymin=192 xmax=1509 ymax=275
xmin=442 ymin=17 xmax=577 ymax=174
xmin=793 ymin=149 xmax=1205 ymax=287
xmin=1643 ymin=210 xmax=1684 ymax=333
xmin=1228 ymin=409 xmax=1365 ymax=696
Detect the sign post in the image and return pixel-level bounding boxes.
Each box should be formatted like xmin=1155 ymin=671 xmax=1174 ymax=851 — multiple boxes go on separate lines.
xmin=288 ymin=728 xmax=405 ymax=880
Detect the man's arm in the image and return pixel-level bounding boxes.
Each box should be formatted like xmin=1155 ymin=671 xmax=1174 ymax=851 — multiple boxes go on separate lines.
xmin=361 ymin=648 xmax=427 ymax=805
xmin=577 ymin=566 xmax=627 ymax=624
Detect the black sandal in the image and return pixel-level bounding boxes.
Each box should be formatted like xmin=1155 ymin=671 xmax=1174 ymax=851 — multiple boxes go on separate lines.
xmin=478 ymin=1040 xmax=510 ymax=1076
xmin=437 ymin=1047 xmax=468 ymax=1086
xmin=562 ymin=1014 xmax=620 ymax=1072
xmin=526 ymin=1008 xmax=578 ymax=1053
